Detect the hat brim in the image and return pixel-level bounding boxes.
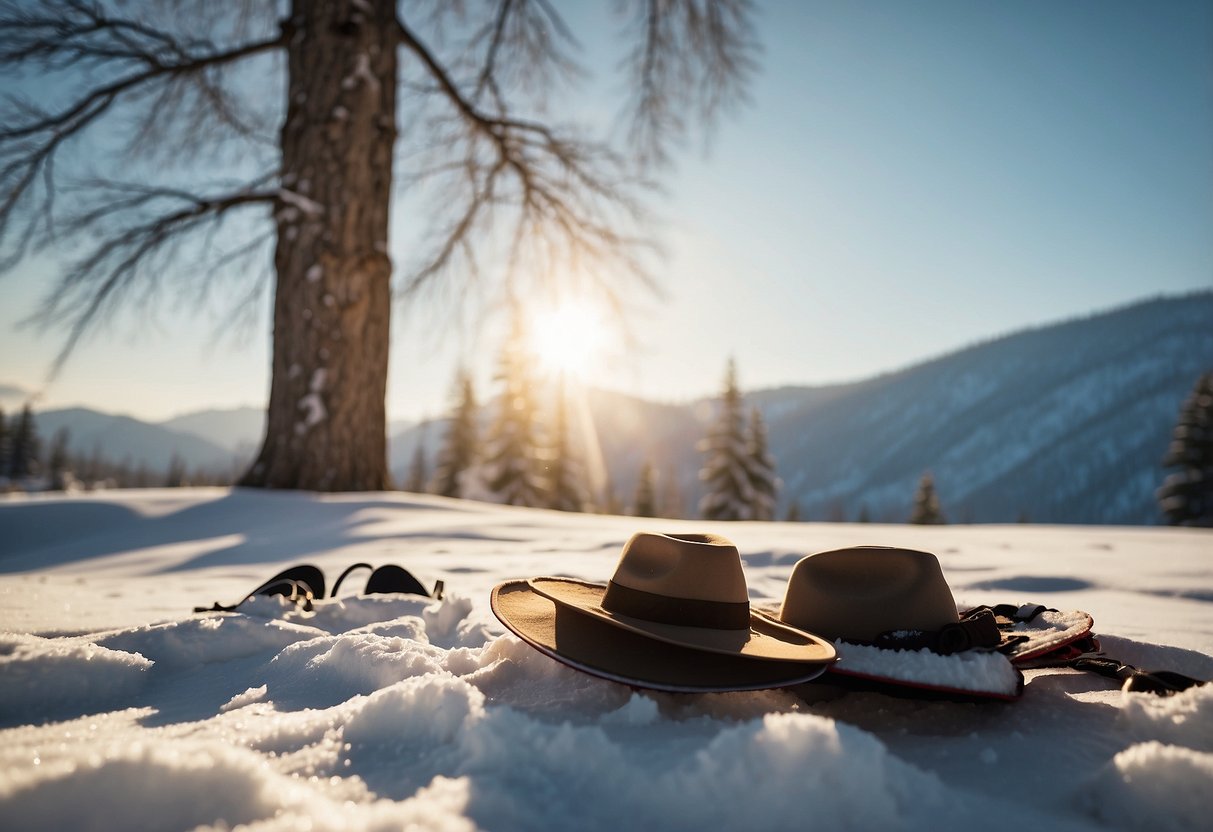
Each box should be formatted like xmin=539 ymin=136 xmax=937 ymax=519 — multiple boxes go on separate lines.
xmin=995 ymin=608 xmax=1094 ymax=664
xmin=527 ymin=577 xmax=836 ymax=664
xmin=492 ymin=580 xmax=835 ymax=693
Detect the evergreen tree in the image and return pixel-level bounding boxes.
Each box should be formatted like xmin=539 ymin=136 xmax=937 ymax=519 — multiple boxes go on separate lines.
xmin=546 ymin=385 xmax=589 ymax=512
xmin=909 ymin=471 xmax=946 ymax=525
xmin=699 ymin=359 xmax=753 ymax=520
xmin=857 ymin=504 xmax=871 ymax=523
xmin=164 ymin=454 xmax=187 ymax=488
xmin=660 ymin=469 xmax=685 ymax=519
xmin=405 ymin=441 xmax=429 ymax=494
xmin=600 ymin=475 xmax=624 ymax=516
xmin=81 ymin=444 xmax=104 ymax=486
xmin=633 ymin=460 xmax=658 ymax=517
xmin=482 ymin=313 xmax=547 ymax=507
xmin=745 ymin=407 xmax=778 ymax=521
xmin=784 ymin=501 xmax=803 ymax=522
xmin=431 ymin=371 xmax=479 ymax=499
xmin=1 ymin=4 xmax=756 ymax=493
xmin=1158 ymin=371 xmax=1213 ymax=526
xmin=132 ymin=463 xmax=152 ymax=489
xmin=0 ymin=407 xmax=9 ymax=478
xmin=48 ymin=427 xmax=71 ymax=490
xmin=8 ymin=404 xmax=40 ymax=480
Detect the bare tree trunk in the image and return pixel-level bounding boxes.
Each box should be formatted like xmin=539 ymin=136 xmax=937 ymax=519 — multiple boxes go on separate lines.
xmin=242 ymin=0 xmax=396 ymax=491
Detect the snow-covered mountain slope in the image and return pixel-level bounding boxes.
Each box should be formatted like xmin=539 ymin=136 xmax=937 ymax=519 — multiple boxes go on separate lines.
xmin=0 ymin=489 xmax=1210 ymax=831
xmin=766 ymin=292 xmax=1213 ymax=524
xmin=160 ymin=407 xmax=265 ymax=456
xmin=35 ymin=408 xmax=236 ymax=472
xmin=396 ymin=292 xmax=1213 ymax=524
xmin=15 ymin=292 xmax=1209 ymax=524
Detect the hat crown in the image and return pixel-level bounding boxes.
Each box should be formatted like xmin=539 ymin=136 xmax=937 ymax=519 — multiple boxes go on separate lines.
xmin=611 ymin=532 xmax=749 ymax=604
xmin=779 ymin=546 xmax=958 ymax=643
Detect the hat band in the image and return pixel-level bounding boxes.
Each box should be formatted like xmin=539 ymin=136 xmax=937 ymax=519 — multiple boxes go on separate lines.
xmin=602 ymin=580 xmax=750 ymax=630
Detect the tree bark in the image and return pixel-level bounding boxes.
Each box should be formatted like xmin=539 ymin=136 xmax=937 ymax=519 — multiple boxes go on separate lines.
xmin=241 ymin=0 xmax=397 ymax=491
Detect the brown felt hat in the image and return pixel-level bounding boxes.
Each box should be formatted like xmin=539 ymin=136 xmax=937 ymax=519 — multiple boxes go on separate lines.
xmin=776 ymin=546 xmax=960 ymax=643
xmin=762 ymin=546 xmax=1029 ymax=701
xmin=490 ymin=532 xmax=836 ymax=692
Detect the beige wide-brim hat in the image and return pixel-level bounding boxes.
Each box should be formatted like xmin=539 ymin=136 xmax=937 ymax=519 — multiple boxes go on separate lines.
xmin=491 ymin=532 xmax=836 ymax=693
xmin=776 ymin=546 xmax=961 ymax=643
xmin=762 ymin=546 xmax=1025 ymax=700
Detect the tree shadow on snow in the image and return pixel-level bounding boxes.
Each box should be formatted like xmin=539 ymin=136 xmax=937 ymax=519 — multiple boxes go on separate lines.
xmin=0 ymin=489 xmax=477 ymax=574
xmin=964 ymin=576 xmax=1095 ymax=593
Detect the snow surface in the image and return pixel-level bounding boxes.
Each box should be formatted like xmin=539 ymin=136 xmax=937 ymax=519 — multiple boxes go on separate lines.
xmin=1 ymin=489 xmax=1211 ymax=831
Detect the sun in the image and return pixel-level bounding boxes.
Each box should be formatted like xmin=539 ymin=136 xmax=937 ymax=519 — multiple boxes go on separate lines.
xmin=527 ymin=300 xmax=607 ymax=379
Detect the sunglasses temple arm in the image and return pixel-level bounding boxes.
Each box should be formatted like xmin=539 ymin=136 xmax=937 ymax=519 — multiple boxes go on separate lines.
xmin=1069 ymin=653 xmax=1206 ymax=694
xmin=193 ymin=578 xmax=311 ymax=614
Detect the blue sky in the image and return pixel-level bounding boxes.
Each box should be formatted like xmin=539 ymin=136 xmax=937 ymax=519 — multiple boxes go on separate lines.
xmin=1 ymin=0 xmax=1210 ymax=423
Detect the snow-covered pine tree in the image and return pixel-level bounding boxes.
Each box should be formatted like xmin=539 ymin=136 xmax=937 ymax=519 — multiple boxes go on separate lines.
xmin=1157 ymin=370 xmax=1213 ymax=527
xmin=8 ymin=405 xmax=39 ymax=480
xmin=431 ymin=371 xmax=479 ymax=499
xmin=405 ymin=440 xmax=428 ymax=494
xmin=745 ymin=407 xmax=778 ymax=521
xmin=482 ymin=314 xmax=548 ymax=507
xmin=546 ymin=385 xmax=589 ymax=512
xmin=699 ymin=358 xmax=753 ymax=521
xmin=633 ymin=459 xmax=657 ymax=517
xmin=909 ymin=470 xmax=946 ymax=524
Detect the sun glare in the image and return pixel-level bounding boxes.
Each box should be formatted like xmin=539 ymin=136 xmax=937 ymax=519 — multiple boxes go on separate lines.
xmin=527 ymin=300 xmax=607 ymax=378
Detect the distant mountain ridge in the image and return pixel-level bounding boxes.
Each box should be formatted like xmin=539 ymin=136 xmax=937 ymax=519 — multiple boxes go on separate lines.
xmin=34 ymin=408 xmax=237 ymax=473
xmin=397 ymin=291 xmax=1213 ymax=524
xmin=763 ymin=291 xmax=1213 ymax=523
xmin=15 ymin=291 xmax=1211 ymax=524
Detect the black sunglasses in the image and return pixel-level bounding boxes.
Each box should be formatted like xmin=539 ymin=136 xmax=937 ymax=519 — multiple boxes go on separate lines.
xmin=195 ymin=562 xmax=443 ymax=613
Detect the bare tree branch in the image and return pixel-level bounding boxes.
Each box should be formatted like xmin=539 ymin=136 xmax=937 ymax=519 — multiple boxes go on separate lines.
xmin=31 ymin=182 xmax=277 ymax=375
xmin=619 ymin=0 xmax=759 ymax=168
xmin=396 ymin=9 xmax=657 ymax=312
xmin=0 ymin=1 xmax=283 ymax=233
xmin=0 ymin=0 xmax=285 ymax=365
xmin=1 ymin=0 xmax=756 ymax=383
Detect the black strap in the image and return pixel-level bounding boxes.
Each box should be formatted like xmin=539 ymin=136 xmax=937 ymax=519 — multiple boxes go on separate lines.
xmin=867 ymin=608 xmax=1004 ymax=655
xmin=1070 ymin=654 xmax=1207 ymax=696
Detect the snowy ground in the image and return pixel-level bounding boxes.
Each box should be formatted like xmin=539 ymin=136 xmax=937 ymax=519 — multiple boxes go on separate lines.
xmin=1 ymin=488 xmax=1211 ymax=831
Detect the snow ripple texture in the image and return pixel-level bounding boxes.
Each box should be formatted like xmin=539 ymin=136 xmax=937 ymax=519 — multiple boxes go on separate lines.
xmin=2 ymin=490 xmax=1212 ymax=832
xmin=0 ymin=591 xmax=1205 ymax=832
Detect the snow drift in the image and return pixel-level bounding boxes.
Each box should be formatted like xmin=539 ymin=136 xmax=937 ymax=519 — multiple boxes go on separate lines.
xmin=1 ymin=489 xmax=1211 ymax=831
